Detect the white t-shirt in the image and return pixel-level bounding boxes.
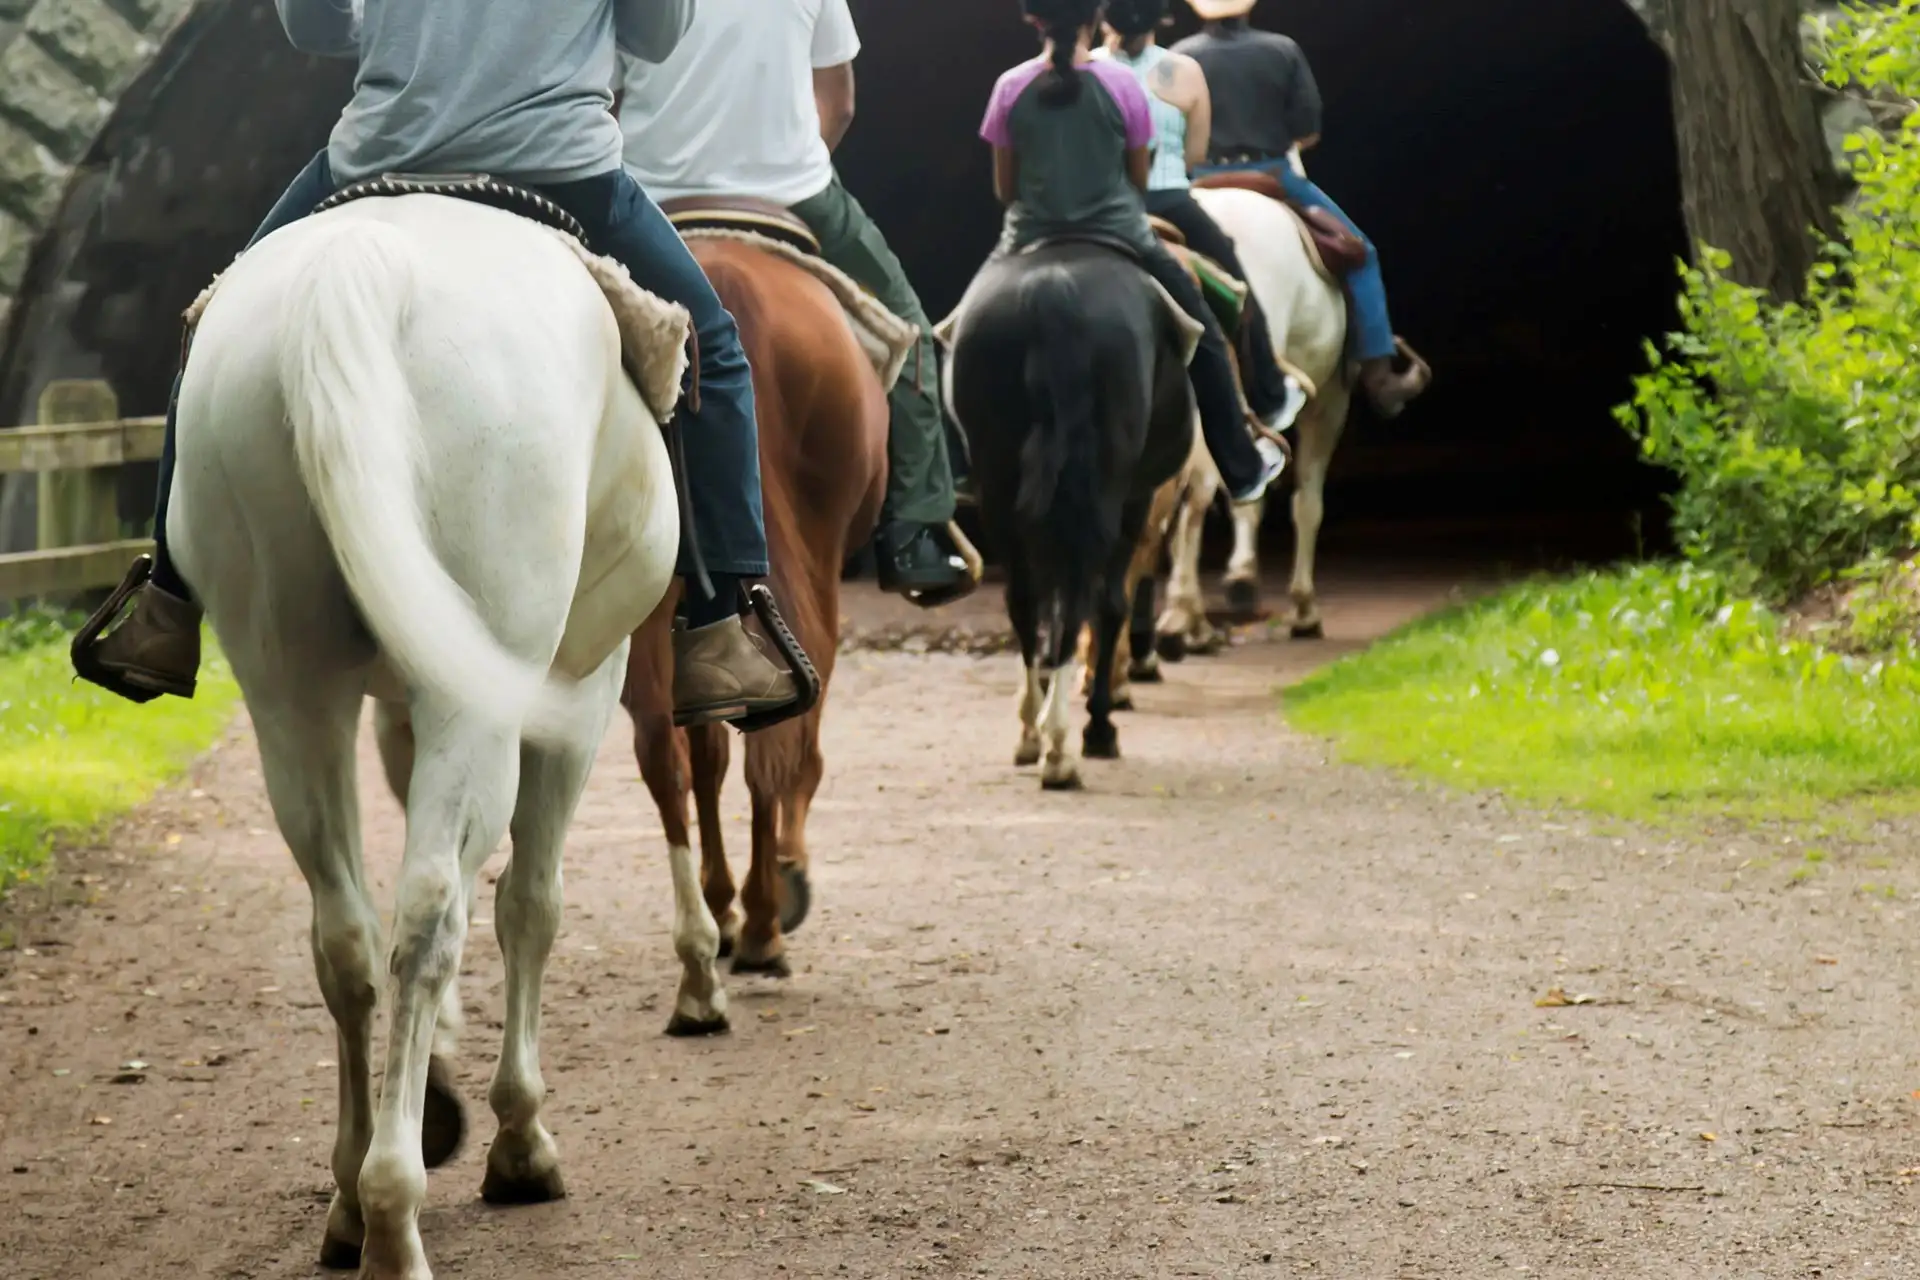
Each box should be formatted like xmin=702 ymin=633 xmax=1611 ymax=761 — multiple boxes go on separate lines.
xmin=618 ymin=0 xmax=860 ymax=207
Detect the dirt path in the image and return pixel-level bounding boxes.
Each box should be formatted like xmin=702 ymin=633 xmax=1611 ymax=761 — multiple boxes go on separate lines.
xmin=4 ymin=570 xmax=1919 ymax=1279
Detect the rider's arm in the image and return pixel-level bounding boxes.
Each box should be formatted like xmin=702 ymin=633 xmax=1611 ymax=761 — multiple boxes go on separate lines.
xmin=993 ymin=147 xmax=1019 ymax=205
xmin=812 ymin=0 xmax=860 ymax=152
xmin=815 ymin=65 xmax=856 ymax=151
xmin=1126 ymin=146 xmax=1151 ymax=193
xmin=274 ymin=0 xmax=357 ymax=58
xmin=615 ymin=0 xmax=695 ymax=64
xmin=1178 ymin=56 xmax=1212 ymax=170
xmin=1282 ymin=38 xmax=1325 ymax=150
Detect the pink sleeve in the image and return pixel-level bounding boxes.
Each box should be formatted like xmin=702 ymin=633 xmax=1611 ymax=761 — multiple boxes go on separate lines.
xmin=980 ymin=73 xmax=1016 ymax=147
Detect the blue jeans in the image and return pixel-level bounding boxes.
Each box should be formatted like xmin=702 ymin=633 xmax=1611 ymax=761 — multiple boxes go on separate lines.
xmin=1194 ymin=159 xmax=1397 ymax=363
xmin=150 ymin=151 xmax=768 ymax=599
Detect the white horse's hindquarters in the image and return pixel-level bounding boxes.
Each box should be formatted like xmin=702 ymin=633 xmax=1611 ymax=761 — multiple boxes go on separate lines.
xmin=171 ymin=198 xmax=677 ymax=726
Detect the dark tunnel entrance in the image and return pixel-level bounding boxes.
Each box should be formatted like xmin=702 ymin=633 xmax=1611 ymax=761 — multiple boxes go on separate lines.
xmin=0 ymin=0 xmax=1685 ymax=566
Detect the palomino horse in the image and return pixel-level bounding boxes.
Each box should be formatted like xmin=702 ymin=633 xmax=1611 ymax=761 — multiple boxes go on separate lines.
xmin=170 ymin=193 xmax=686 ymax=1279
xmin=943 ymin=241 xmax=1197 ymax=789
xmin=623 ymin=215 xmax=899 ymax=1031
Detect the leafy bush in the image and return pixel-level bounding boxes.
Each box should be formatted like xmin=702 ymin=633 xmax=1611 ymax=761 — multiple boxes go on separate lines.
xmin=1617 ymin=0 xmax=1920 ymax=601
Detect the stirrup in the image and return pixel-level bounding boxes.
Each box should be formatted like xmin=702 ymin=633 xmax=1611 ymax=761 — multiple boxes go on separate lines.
xmin=69 ymin=554 xmax=163 ymax=704
xmin=727 ymin=585 xmax=822 ymax=734
xmin=903 ymin=520 xmax=984 ymax=611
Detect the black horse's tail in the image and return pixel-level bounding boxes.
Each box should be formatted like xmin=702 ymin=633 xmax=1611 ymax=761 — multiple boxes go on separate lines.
xmin=1016 ymin=264 xmax=1106 ymax=622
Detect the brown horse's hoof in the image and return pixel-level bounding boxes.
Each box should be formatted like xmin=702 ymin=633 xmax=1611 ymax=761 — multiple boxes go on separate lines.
xmin=731 ymin=950 xmax=792 ymax=979
xmin=1154 ymin=632 xmax=1188 ymax=663
xmin=1290 ymin=620 xmax=1325 ymax=641
xmin=422 ymin=1055 xmax=466 ymax=1169
xmin=1111 ymin=692 xmax=1134 ymax=713
xmin=1082 ymin=723 xmax=1120 ymax=760
xmin=1014 ymin=740 xmax=1041 ymax=768
xmin=1041 ymin=772 xmax=1084 ymax=792
xmin=665 ymin=1010 xmax=731 ymax=1037
xmin=318 ymin=1232 xmax=361 ymax=1271
xmin=778 ymin=862 xmax=811 ymax=935
xmin=1127 ymin=657 xmax=1162 ymax=684
xmin=716 ymin=932 xmax=735 ymax=959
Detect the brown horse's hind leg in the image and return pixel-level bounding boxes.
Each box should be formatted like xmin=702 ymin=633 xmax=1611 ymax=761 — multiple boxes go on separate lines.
xmin=687 ymin=723 xmax=739 ymax=956
xmin=774 ymin=728 xmax=823 ymax=937
xmin=732 ymin=788 xmax=789 ymax=977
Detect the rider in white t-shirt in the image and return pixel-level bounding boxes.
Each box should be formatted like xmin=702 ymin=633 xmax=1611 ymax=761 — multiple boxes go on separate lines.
xmin=619 ymin=0 xmax=972 ymax=604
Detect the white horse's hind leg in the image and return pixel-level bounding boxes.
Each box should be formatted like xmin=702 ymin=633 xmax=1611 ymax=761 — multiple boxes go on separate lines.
xmin=358 ymin=702 xmax=521 ymax=1280
xmin=1223 ymin=496 xmax=1265 ymax=622
xmin=481 ymin=644 xmax=625 ymax=1205
xmin=248 ymin=681 xmax=381 ymax=1272
xmin=1288 ymin=395 xmax=1347 ymax=639
xmin=1156 ymin=459 xmax=1222 ymax=660
xmin=372 ymin=701 xmax=469 ymax=1173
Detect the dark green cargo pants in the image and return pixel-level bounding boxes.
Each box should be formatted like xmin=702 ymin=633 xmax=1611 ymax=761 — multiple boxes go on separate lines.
xmin=791 ymin=172 xmax=956 ymax=527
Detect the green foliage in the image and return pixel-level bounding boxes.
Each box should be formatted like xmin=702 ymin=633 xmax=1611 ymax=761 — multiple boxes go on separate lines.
xmin=0 ymin=617 xmax=240 ymax=896
xmin=1286 ymin=564 xmax=1920 ymax=821
xmin=1617 ymin=1 xmax=1920 ymax=601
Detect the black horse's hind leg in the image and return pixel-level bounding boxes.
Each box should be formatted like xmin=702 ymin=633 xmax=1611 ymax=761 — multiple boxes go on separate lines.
xmin=1128 ymin=573 xmax=1162 ymax=685
xmin=1007 ymin=560 xmax=1044 ymax=768
xmin=1083 ymin=569 xmax=1128 ymax=762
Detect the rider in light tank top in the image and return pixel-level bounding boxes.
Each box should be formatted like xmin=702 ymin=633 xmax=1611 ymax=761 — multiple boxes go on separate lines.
xmin=1098 ymin=0 xmax=1302 ymax=434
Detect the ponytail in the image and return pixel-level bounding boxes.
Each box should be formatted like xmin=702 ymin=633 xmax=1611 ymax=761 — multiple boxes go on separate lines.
xmin=1020 ymin=0 xmax=1105 ymax=108
xmin=1039 ymin=22 xmax=1084 ymax=105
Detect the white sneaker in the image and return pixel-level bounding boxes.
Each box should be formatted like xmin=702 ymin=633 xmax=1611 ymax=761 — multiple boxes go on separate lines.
xmin=1230 ymin=435 xmax=1289 ymax=507
xmin=1263 ymin=376 xmax=1309 ymax=435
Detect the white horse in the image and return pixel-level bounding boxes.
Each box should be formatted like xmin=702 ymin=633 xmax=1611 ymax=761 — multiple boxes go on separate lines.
xmin=1155 ymin=183 xmax=1352 ymax=646
xmin=171 ymin=194 xmax=685 ymax=1280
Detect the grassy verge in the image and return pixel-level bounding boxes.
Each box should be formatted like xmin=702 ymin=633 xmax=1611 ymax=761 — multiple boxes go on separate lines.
xmin=0 ymin=610 xmax=239 ymax=895
xmin=1284 ymin=564 xmax=1920 ymax=824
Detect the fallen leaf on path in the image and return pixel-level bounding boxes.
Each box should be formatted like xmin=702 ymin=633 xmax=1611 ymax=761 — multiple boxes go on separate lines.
xmin=1815 ymin=956 xmax=1839 ymax=965
xmin=88 ymin=1115 xmax=111 ymax=1126
xmin=1700 ymin=1132 xmax=1718 ymax=1142
xmin=800 ymin=1179 xmax=847 ymax=1195
xmin=1536 ymin=987 xmax=1596 ymax=1008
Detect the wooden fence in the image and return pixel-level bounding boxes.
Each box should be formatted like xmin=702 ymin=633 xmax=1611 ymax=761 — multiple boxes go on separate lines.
xmin=0 ymin=380 xmax=162 ymax=603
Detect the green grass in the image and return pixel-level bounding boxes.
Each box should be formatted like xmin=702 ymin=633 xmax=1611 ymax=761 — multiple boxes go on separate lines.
xmin=0 ymin=609 xmax=239 ymax=895
xmin=1284 ymin=563 xmax=1920 ymax=822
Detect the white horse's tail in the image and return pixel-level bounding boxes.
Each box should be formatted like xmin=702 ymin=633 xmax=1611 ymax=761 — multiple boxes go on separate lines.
xmin=278 ymin=219 xmax=587 ymax=742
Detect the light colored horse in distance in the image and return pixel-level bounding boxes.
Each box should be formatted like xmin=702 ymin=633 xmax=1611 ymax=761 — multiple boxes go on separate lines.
xmin=1154 ymin=183 xmax=1352 ymax=648
xmin=172 ymin=194 xmax=684 ymax=1280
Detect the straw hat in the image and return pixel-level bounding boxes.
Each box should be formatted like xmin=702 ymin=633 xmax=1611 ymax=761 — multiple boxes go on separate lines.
xmin=1186 ymin=0 xmax=1257 ymax=18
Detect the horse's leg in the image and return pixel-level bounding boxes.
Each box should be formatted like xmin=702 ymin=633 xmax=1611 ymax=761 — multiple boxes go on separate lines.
xmin=627 ymin=619 xmax=728 ymax=1037
xmin=1224 ymin=494 xmax=1265 ymax=623
xmin=1039 ymin=595 xmax=1087 ymax=792
xmin=252 ymin=680 xmax=378 ymax=1271
xmin=480 ymin=646 xmax=625 ymax=1207
xmin=372 ymin=701 xmax=466 ymax=1173
xmin=1083 ymin=563 xmax=1131 ymax=763
xmin=687 ymin=723 xmax=740 ymax=957
xmin=1128 ymin=572 xmax=1162 ymax=685
xmin=1009 ymin=562 xmax=1045 ymax=769
xmin=357 ymin=701 xmax=520 ymax=1280
xmin=1289 ymin=396 xmax=1345 ymax=640
xmin=774 ymin=725 xmax=823 ymax=937
xmin=732 ymin=778 xmax=789 ymax=976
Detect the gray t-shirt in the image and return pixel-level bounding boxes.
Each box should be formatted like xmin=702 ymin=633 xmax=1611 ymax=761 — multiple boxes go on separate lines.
xmin=979 ymin=57 xmax=1158 ymax=252
xmin=1172 ymin=24 xmax=1322 ymax=160
xmin=275 ymin=0 xmax=695 ymax=186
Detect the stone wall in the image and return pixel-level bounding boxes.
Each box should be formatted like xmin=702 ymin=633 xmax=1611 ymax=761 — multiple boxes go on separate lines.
xmin=0 ymin=0 xmax=194 ymax=339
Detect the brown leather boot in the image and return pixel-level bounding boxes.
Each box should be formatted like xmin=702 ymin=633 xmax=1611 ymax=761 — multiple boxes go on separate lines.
xmin=73 ymin=575 xmax=203 ymax=702
xmin=672 ymin=615 xmax=799 ymax=727
xmin=1360 ymin=338 xmax=1433 ymax=420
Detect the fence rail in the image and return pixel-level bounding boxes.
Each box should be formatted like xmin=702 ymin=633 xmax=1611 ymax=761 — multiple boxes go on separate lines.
xmin=1 ymin=383 xmax=160 ymax=605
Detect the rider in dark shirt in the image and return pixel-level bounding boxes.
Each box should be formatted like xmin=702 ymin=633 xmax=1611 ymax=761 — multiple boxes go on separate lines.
xmin=1174 ymin=0 xmax=1430 ymax=418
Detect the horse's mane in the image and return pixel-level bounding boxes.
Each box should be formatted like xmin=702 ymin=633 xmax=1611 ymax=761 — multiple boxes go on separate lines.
xmin=349 ymin=0 xmax=365 ymax=39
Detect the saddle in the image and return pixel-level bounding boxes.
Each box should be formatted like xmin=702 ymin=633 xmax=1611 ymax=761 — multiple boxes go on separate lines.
xmin=660 ymin=196 xmax=822 ymax=257
xmin=1191 ymin=170 xmax=1368 ymax=281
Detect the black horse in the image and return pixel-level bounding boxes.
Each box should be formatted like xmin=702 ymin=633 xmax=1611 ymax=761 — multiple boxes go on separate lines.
xmin=944 ymin=240 xmax=1194 ymax=789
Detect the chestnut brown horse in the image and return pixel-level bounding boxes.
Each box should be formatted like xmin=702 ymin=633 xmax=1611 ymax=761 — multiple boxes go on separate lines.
xmin=622 ymin=234 xmax=888 ymax=1034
